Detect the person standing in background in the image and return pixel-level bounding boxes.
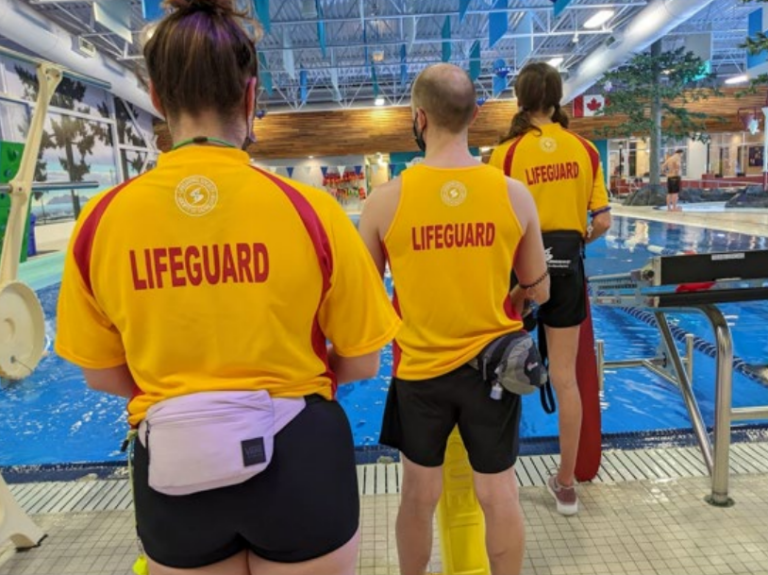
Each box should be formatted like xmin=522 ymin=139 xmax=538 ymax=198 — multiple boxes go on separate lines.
xmin=662 ymin=149 xmax=684 ymax=211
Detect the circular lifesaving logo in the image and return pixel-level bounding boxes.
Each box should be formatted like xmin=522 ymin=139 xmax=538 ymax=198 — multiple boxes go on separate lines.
xmin=440 ymin=181 xmax=468 ymax=207
xmin=175 ymin=175 xmax=218 ymax=216
xmin=540 ymin=137 xmax=558 ymax=153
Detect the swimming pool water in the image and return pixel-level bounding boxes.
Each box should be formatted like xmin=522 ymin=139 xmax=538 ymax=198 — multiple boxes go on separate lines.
xmin=1 ymin=216 xmax=766 ymax=466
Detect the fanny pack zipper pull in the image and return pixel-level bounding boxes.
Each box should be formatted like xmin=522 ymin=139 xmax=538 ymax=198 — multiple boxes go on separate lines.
xmin=145 ymin=421 xmax=151 ymax=464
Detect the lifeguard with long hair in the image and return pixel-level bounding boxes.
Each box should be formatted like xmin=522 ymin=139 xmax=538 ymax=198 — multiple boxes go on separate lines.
xmin=490 ymin=62 xmax=612 ymax=516
xmin=55 ymin=1 xmax=400 ymax=573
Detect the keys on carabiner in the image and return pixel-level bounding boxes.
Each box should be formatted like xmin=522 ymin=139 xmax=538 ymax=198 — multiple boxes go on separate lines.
xmin=490 ymin=382 xmax=503 ymax=401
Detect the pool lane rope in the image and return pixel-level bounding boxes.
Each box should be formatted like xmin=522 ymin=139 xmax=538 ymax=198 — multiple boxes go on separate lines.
xmin=605 ymin=242 xmax=766 ymax=386
xmin=618 ymin=306 xmax=766 ymax=386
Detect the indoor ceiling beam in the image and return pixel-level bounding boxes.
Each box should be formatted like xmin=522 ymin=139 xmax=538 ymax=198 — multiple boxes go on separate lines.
xmin=265 ymin=3 xmax=647 ymax=27
xmin=255 ymin=28 xmax=612 ymax=53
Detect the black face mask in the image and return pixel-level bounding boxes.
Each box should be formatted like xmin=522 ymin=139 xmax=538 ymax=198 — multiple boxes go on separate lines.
xmin=242 ymin=131 xmax=256 ymax=152
xmin=412 ymin=117 xmax=426 ymax=153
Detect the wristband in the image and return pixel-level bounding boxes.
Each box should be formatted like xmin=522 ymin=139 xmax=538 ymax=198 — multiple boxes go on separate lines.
xmin=520 ymin=270 xmax=549 ymax=290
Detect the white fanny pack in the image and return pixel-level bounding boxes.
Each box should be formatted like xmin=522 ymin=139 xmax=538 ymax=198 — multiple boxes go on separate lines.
xmin=137 ymin=391 xmax=306 ymax=496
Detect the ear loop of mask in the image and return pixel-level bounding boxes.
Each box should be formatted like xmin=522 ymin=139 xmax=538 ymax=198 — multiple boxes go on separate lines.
xmin=243 ymin=76 xmax=258 ymax=150
xmin=412 ymin=110 xmax=427 ymax=153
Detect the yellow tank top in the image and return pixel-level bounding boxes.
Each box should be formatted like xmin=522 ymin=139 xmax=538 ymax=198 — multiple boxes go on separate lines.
xmin=383 ymin=164 xmax=524 ymax=381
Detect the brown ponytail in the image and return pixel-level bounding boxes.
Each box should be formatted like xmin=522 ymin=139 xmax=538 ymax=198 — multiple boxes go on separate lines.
xmin=143 ymin=0 xmax=261 ymax=121
xmin=504 ymin=109 xmax=541 ymax=141
xmin=552 ymin=104 xmax=570 ymax=129
xmin=501 ymin=62 xmax=567 ymax=143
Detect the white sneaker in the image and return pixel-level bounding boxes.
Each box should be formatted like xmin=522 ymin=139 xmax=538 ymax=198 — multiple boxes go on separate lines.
xmin=547 ymin=475 xmax=578 ymax=516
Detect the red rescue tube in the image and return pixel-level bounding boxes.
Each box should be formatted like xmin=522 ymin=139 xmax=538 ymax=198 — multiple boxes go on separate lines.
xmin=574 ymin=288 xmax=601 ymax=482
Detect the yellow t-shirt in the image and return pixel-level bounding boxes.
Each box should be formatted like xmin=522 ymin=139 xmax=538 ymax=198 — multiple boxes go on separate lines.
xmin=382 ymin=164 xmax=524 ymax=381
xmin=55 ymin=146 xmax=400 ymax=426
xmin=489 ymin=123 xmax=609 ymax=234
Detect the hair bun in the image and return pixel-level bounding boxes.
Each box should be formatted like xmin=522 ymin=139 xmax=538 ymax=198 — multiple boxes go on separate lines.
xmin=164 ymin=0 xmax=236 ymax=15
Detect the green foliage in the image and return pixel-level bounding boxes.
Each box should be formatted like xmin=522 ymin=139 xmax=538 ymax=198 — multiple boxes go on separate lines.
xmin=595 ymin=47 xmax=723 ymax=143
xmin=739 ymin=0 xmax=768 ymax=63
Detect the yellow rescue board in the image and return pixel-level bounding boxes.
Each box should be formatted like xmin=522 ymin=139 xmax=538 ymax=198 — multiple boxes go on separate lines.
xmin=436 ymin=428 xmax=490 ymax=575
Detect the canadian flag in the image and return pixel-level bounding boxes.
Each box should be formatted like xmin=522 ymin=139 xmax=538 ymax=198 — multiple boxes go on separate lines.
xmin=572 ymin=94 xmax=607 ymax=118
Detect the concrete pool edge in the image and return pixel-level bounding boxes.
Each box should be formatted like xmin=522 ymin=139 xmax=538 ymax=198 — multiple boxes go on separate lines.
xmin=3 ymin=423 xmax=767 ymax=484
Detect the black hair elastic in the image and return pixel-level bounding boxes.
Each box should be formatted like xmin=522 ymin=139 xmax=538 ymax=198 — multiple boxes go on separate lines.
xmin=590 ymin=206 xmax=612 ymax=217
xmin=520 ymin=270 xmax=549 ymax=290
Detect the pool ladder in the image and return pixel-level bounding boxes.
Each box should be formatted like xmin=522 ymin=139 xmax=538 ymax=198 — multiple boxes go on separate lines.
xmin=595 ymin=307 xmax=768 ymax=507
xmin=596 ymin=333 xmax=695 ymax=393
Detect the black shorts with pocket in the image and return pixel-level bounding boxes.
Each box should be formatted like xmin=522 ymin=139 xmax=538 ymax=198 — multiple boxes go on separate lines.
xmin=667 ymin=176 xmax=682 ymax=195
xmin=132 ymin=396 xmax=359 ymax=569
xmin=380 ymin=364 xmax=522 ymax=474
xmin=537 ymin=256 xmax=587 ymax=328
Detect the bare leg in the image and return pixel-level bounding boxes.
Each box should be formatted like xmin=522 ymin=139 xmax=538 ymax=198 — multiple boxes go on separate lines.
xmin=474 ymin=467 xmax=525 ymax=575
xmin=544 ymin=325 xmax=582 ymax=487
xmin=148 ymin=551 xmax=249 ymax=575
xmin=248 ymin=530 xmax=360 ymax=575
xmin=396 ymin=454 xmax=443 ymax=575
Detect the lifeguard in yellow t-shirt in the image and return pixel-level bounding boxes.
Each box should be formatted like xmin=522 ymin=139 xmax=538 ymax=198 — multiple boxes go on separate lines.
xmin=55 ymin=2 xmax=400 ymax=574
xmin=490 ymin=62 xmax=612 ymax=516
xmin=360 ymin=63 xmax=550 ymax=575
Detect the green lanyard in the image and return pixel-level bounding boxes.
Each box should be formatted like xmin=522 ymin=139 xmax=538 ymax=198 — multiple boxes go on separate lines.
xmin=171 ymin=136 xmax=239 ymax=151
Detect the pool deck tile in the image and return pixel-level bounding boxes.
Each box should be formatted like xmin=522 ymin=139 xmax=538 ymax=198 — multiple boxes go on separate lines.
xmin=610 ymin=205 xmax=768 ymax=238
xmin=2 ymin=448 xmax=768 ymax=575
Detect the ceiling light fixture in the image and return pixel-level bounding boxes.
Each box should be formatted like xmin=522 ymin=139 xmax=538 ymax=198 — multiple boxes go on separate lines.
xmin=584 ymin=9 xmax=614 ymax=29
xmin=374 ymin=96 xmax=386 ymax=106
xmin=725 ymin=74 xmax=749 ymax=85
xmin=548 ymin=57 xmax=564 ymax=68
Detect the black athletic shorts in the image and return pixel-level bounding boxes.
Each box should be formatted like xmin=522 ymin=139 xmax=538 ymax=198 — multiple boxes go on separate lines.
xmin=380 ymin=364 xmax=522 ymax=474
xmin=132 ymin=396 xmax=359 ymax=569
xmin=537 ymin=257 xmax=587 ymax=328
xmin=667 ymin=176 xmax=682 ymax=195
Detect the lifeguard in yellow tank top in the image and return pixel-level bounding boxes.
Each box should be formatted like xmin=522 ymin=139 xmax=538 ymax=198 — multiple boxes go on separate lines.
xmin=383 ymin=163 xmax=525 ymax=380
xmin=360 ymin=63 xmax=549 ymax=575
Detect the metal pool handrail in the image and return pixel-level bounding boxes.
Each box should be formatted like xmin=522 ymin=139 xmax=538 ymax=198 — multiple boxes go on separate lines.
xmin=590 ymin=256 xmax=768 ymax=506
xmin=0 ymin=181 xmax=101 ymax=194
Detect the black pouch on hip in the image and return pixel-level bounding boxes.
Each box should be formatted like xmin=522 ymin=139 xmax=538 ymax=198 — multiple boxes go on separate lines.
xmin=541 ymin=231 xmax=584 ymax=276
xmin=476 ymin=331 xmax=548 ymax=396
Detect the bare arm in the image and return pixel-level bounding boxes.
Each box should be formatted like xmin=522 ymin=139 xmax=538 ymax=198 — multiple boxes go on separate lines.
xmin=586 ymin=211 xmax=612 ymax=244
xmin=326 ymin=179 xmax=401 ymax=385
xmin=358 ymin=191 xmax=386 ymax=277
xmin=329 ymin=348 xmax=380 ymax=384
xmin=358 ymin=178 xmax=401 ymax=278
xmin=507 ymin=179 xmax=550 ymax=309
xmin=82 ymin=365 xmax=136 ymax=398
